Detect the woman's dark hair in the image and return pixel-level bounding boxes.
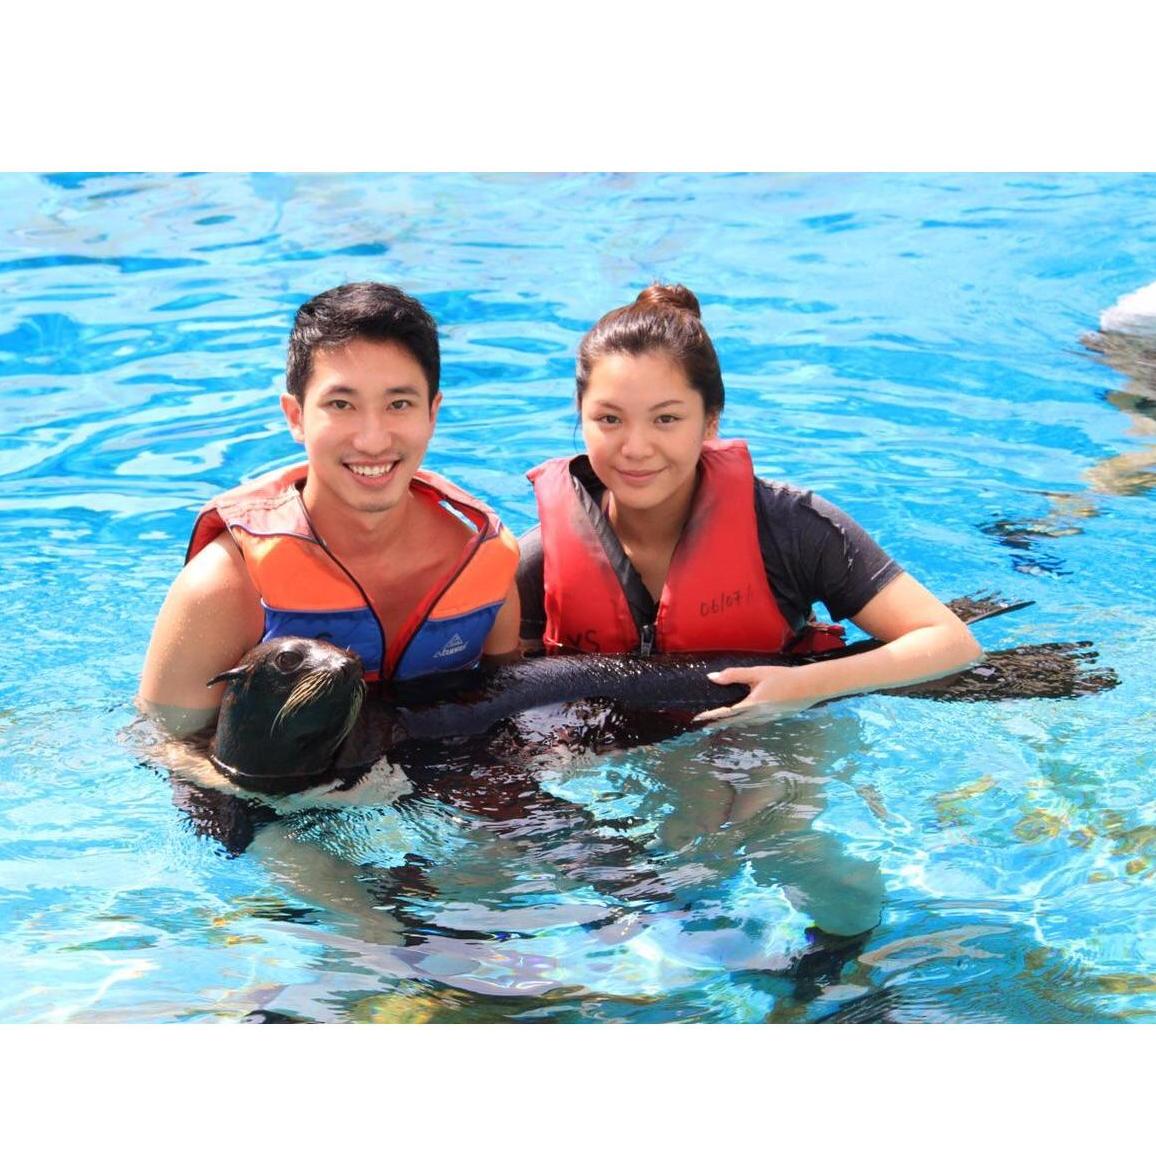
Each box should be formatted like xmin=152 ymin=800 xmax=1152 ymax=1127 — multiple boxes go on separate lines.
xmin=285 ymin=282 xmax=440 ymax=404
xmin=575 ymin=283 xmax=724 ymax=415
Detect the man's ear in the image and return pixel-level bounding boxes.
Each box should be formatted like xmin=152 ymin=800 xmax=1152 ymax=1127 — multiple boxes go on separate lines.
xmin=429 ymin=390 xmax=442 ymax=425
xmin=705 ymin=411 xmax=720 ymax=440
xmin=281 ymin=392 xmax=305 ymax=443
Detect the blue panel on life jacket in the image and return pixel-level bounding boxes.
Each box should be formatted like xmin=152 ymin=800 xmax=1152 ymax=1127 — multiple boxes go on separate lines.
xmin=262 ymin=606 xmax=383 ymax=675
xmin=393 ymin=604 xmax=502 ymax=681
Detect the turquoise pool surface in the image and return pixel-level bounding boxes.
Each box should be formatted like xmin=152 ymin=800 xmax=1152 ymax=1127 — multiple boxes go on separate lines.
xmin=1 ymin=172 xmax=1154 ymax=1023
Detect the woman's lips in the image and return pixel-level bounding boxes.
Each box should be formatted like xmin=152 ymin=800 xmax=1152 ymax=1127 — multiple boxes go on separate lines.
xmin=615 ymin=467 xmax=660 ymax=485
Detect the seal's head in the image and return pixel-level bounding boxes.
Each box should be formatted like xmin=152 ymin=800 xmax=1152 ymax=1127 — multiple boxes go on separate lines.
xmin=208 ymin=637 xmax=365 ymax=795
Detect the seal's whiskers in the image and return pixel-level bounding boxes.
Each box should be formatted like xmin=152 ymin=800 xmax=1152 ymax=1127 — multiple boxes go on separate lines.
xmin=273 ymin=667 xmax=350 ymax=732
xmin=336 ymin=682 xmax=366 ymax=745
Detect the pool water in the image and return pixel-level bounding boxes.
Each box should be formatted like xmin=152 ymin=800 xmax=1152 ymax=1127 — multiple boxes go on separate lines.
xmin=2 ymin=172 xmax=1154 ymax=1023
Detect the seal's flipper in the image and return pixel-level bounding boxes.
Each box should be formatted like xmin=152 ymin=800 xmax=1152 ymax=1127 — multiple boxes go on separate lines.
xmin=800 ymin=591 xmax=1037 ymax=667
xmin=944 ymin=591 xmax=1036 ymax=626
xmin=892 ymin=642 xmax=1119 ymax=702
xmin=788 ymin=925 xmax=873 ymax=1003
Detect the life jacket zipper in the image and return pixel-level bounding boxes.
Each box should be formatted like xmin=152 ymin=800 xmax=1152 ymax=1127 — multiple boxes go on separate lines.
xmin=299 ymin=495 xmax=490 ymax=682
xmin=295 ymin=494 xmax=388 ymax=680
xmin=391 ymin=526 xmax=486 ymax=678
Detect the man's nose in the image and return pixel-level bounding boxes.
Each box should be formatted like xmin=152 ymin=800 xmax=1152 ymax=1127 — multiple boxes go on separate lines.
xmin=352 ymin=409 xmax=393 ymax=454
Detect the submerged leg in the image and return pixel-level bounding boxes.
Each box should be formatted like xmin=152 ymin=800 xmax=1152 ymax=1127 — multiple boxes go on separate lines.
xmin=749 ymin=829 xmax=884 ymax=939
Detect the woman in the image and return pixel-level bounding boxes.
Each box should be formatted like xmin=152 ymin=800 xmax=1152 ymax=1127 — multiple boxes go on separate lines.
xmin=518 ymin=283 xmax=982 ymax=722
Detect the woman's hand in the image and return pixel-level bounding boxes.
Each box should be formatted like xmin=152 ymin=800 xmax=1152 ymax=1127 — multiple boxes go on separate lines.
xmin=693 ymin=664 xmax=819 ymax=724
xmin=692 ymin=574 xmax=983 ymax=725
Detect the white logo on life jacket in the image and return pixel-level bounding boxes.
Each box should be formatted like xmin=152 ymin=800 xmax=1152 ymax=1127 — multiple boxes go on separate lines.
xmin=432 ymin=632 xmax=469 ymax=659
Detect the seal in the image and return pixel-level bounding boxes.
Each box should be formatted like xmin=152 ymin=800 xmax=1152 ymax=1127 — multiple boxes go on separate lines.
xmin=204 ymin=594 xmax=1118 ymax=794
xmin=207 ymin=636 xmax=367 ymax=796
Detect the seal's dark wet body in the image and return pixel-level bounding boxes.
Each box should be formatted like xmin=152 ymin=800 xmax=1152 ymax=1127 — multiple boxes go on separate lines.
xmin=174 ymin=595 xmax=1115 ymax=859
xmin=171 ymin=592 xmax=1118 ymax=882
xmin=201 ymin=592 xmax=1117 ymax=800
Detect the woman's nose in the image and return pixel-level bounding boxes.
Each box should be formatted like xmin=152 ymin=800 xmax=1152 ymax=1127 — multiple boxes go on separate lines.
xmin=619 ymin=424 xmax=652 ymax=459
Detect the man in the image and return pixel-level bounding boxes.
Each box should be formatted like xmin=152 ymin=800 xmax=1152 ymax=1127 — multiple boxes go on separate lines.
xmin=140 ymin=282 xmax=521 ymax=738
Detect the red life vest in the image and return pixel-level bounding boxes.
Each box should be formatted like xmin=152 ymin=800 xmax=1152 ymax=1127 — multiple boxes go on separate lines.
xmin=528 ymin=439 xmax=844 ymax=657
xmin=187 ymin=462 xmax=518 ymax=682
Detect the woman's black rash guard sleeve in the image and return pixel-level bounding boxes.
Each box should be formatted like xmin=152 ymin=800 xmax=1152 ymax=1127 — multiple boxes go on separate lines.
xmin=516 ymin=525 xmax=547 ymax=643
xmin=754 ymin=478 xmax=904 ymax=631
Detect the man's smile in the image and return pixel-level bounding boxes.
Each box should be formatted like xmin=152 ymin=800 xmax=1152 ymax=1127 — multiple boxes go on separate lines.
xmin=345 ymin=460 xmax=400 ymax=479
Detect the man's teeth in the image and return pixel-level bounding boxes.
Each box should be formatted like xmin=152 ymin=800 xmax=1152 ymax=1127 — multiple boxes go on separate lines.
xmin=348 ymin=463 xmax=396 ymax=477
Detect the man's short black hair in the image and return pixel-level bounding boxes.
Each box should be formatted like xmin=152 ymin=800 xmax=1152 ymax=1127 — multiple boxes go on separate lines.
xmin=285 ymin=282 xmax=440 ymax=404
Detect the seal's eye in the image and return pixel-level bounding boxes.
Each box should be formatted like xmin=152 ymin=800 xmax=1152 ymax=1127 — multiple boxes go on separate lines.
xmin=275 ymin=649 xmax=306 ymax=674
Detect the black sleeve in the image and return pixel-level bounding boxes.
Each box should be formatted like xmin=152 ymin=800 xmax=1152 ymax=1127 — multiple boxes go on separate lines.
xmin=515 ymin=524 xmax=547 ymax=643
xmin=755 ymin=479 xmax=904 ymax=630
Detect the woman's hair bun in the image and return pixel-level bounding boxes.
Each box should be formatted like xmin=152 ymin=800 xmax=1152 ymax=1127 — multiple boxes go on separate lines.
xmin=634 ymin=283 xmax=701 ymax=318
xmin=576 ymin=281 xmax=723 ymax=414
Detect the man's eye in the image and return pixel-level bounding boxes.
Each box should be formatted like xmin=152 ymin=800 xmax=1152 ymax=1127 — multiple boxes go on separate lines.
xmin=328 ymin=399 xmax=351 ymax=410
xmin=390 ymin=399 xmax=412 ymax=410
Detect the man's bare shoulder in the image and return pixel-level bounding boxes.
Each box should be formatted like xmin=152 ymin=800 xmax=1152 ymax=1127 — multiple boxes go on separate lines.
xmin=138 ymin=532 xmax=265 ymax=732
xmin=175 ymin=530 xmax=255 ymax=598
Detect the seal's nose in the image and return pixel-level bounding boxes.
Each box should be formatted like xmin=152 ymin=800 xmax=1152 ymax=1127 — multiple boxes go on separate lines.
xmin=332 ymin=647 xmax=364 ymax=680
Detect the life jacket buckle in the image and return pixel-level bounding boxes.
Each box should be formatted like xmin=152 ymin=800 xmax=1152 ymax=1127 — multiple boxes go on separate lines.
xmin=639 ymin=623 xmax=655 ymax=657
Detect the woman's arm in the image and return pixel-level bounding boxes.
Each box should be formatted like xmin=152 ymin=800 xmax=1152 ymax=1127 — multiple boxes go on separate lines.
xmin=695 ymin=573 xmax=982 ymax=722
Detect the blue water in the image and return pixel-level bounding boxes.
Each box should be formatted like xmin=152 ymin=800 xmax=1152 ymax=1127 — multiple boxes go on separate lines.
xmin=2 ymin=172 xmax=1154 ymax=1023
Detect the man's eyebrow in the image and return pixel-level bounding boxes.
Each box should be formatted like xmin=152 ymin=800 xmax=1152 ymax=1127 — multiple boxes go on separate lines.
xmin=316 ymin=382 xmax=425 ymax=397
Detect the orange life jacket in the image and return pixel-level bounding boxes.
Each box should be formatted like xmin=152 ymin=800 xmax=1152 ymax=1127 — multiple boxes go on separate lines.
xmin=528 ymin=439 xmax=845 ymax=657
xmin=187 ymin=462 xmax=518 ymax=681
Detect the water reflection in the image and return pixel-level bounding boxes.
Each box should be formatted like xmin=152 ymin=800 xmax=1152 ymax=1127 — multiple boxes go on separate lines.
xmin=153 ymin=703 xmax=884 ymax=1019
xmin=982 ymin=291 xmax=1156 ymax=566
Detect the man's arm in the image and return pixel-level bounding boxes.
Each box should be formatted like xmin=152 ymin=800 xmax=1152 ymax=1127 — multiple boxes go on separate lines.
xmin=138 ymin=532 xmax=266 ymax=737
xmin=483 ymin=580 xmax=523 ymax=661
